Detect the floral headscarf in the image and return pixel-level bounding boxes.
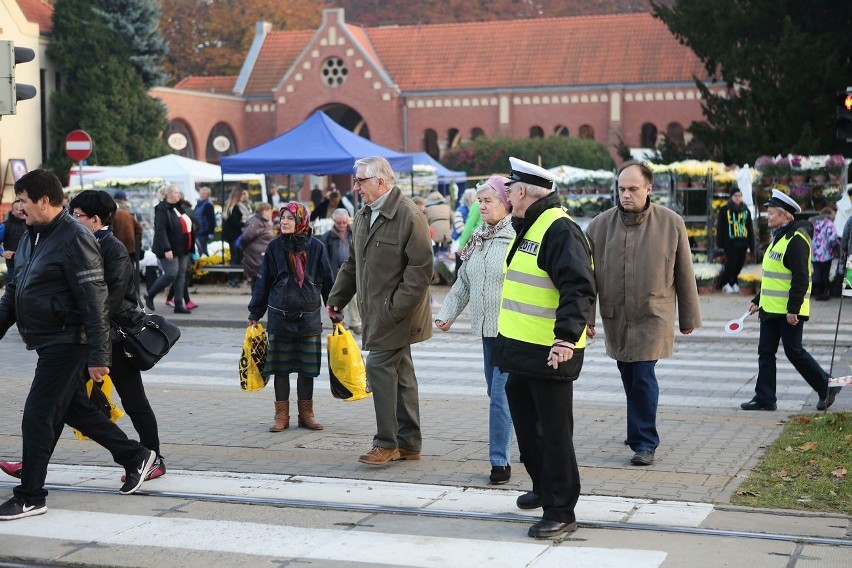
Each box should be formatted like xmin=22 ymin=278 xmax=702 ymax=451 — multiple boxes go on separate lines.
xmin=279 ymin=202 xmax=310 ymax=287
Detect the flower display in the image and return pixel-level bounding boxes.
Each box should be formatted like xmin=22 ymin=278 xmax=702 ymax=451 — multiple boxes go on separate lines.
xmin=755 ymin=155 xmax=775 ymax=176
xmin=825 ymin=155 xmax=846 ymax=176
xmin=563 ymin=195 xmax=613 ymax=218
xmin=774 ymin=157 xmax=792 ymax=178
xmin=693 ymin=262 xmax=722 ymax=284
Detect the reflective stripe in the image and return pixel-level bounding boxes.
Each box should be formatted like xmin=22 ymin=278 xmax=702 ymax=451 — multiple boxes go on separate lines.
xmin=502 ymin=298 xmax=557 ymax=320
xmin=762 ymin=270 xmax=790 ymax=280
xmin=762 ymin=289 xmax=810 ymax=299
xmin=505 ymin=269 xmax=556 ymax=289
xmin=76 ymin=268 xmax=103 ymax=284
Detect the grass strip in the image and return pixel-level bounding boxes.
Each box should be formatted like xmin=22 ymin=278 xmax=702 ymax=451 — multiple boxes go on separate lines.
xmin=730 ymin=411 xmax=851 ymax=515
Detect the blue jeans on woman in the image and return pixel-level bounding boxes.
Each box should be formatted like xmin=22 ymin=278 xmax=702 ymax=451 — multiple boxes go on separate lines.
xmin=616 ymin=360 xmax=660 ymax=454
xmin=482 ymin=337 xmax=513 ymax=467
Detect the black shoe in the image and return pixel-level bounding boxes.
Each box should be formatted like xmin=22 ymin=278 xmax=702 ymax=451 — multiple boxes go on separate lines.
xmin=489 ymin=465 xmax=511 ymax=485
xmin=528 ymin=519 xmax=578 ymax=539
xmin=144 ymin=294 xmax=155 ymax=311
xmin=817 ymin=386 xmax=842 ymax=411
xmin=0 ymin=496 xmax=47 ymax=521
xmin=740 ymin=400 xmax=777 ymax=411
xmin=516 ymin=491 xmax=541 ymax=510
xmin=173 ymin=306 xmax=191 ymax=314
xmin=630 ymin=451 xmax=655 ymax=466
xmin=120 ymin=449 xmax=157 ymax=495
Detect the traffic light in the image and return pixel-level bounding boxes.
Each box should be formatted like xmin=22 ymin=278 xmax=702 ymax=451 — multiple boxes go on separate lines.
xmin=0 ymin=40 xmax=37 ymax=116
xmin=837 ymin=91 xmax=852 ymax=140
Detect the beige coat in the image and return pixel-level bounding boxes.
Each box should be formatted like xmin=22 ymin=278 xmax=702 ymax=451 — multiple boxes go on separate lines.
xmin=585 ymin=203 xmax=701 ymax=361
xmin=328 ymin=186 xmax=433 ymax=350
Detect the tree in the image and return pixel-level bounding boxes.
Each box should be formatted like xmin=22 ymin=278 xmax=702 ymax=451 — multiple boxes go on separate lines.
xmin=443 ymin=136 xmax=614 ymax=176
xmin=652 ymin=0 xmax=852 ymax=164
xmin=160 ymin=0 xmax=324 ymax=82
xmin=46 ymin=0 xmax=169 ymax=180
xmin=95 ymin=0 xmax=167 ymax=88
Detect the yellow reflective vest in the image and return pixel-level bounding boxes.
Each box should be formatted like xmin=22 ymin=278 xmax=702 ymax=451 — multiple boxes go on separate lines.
xmin=760 ymin=230 xmax=811 ymax=316
xmin=498 ymin=207 xmax=588 ymax=348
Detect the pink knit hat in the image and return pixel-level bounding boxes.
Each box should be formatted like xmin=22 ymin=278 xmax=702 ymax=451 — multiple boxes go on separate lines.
xmin=478 ymin=175 xmax=512 ymax=212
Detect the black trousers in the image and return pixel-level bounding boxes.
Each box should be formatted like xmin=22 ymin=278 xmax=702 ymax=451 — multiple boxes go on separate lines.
xmin=16 ymin=344 xmax=145 ymax=504
xmin=753 ymin=317 xmax=830 ymax=405
xmin=505 ymin=373 xmax=579 ymax=523
xmin=720 ymin=245 xmax=748 ymax=287
xmin=110 ymin=342 xmax=161 ymax=456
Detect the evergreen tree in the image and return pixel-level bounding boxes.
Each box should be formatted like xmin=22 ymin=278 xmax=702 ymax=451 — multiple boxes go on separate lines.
xmin=652 ymin=0 xmax=852 ymax=164
xmin=46 ymin=0 xmax=169 ymax=180
xmin=95 ymin=0 xmax=168 ymax=88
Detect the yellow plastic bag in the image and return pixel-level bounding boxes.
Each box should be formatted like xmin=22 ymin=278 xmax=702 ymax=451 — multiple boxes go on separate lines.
xmin=73 ymin=375 xmax=125 ymax=441
xmin=239 ymin=323 xmax=269 ymax=391
xmin=327 ymin=323 xmax=371 ymax=401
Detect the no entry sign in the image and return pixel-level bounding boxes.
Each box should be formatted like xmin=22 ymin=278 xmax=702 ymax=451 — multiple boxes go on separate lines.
xmin=65 ymin=130 xmax=93 ymax=162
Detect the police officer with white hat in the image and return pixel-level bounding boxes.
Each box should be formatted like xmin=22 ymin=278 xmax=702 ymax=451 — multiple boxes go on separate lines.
xmin=741 ymin=188 xmax=842 ymax=411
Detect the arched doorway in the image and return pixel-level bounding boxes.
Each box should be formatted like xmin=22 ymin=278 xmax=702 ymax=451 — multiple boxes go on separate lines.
xmin=318 ymin=103 xmax=371 ymax=139
xmin=205 ymin=122 xmax=237 ymax=164
xmin=163 ymin=119 xmax=197 ymax=159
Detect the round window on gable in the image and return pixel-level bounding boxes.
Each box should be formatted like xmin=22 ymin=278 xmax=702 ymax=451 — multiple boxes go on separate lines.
xmin=321 ymin=57 xmax=348 ymax=88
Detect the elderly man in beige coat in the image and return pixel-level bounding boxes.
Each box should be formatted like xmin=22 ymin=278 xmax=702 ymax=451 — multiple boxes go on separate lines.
xmin=328 ymin=156 xmax=434 ymax=466
xmin=586 ymin=160 xmax=701 ymax=466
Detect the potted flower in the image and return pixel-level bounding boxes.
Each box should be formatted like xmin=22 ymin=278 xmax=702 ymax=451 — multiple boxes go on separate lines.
xmin=737 ymin=272 xmax=761 ymax=296
xmin=755 ymin=155 xmax=775 ymax=184
xmin=789 ymin=183 xmax=811 ymax=210
xmin=693 ymin=262 xmax=722 ymax=293
xmin=774 ymin=157 xmax=792 ymax=183
xmin=826 ymin=155 xmax=846 ymax=182
xmin=790 ymin=155 xmax=807 ymax=183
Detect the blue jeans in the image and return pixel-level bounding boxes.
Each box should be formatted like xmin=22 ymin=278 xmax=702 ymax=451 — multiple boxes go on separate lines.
xmin=482 ymin=337 xmax=513 ymax=466
xmin=616 ymin=360 xmax=659 ymax=454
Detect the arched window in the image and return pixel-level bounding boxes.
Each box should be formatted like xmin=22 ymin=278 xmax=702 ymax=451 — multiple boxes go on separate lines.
xmin=640 ymin=123 xmax=658 ymax=148
xmin=447 ymin=128 xmax=461 ymax=150
xmin=578 ymin=125 xmax=595 ymax=140
xmin=666 ymin=122 xmax=685 ymax=145
xmin=553 ymin=125 xmax=569 ymax=137
xmin=529 ymin=125 xmax=544 ymax=138
xmin=205 ymin=122 xmax=237 ymax=163
xmin=424 ymin=129 xmax=439 ymax=160
xmin=163 ymin=119 xmax=196 ymax=159
xmin=471 ymin=127 xmax=485 ymax=140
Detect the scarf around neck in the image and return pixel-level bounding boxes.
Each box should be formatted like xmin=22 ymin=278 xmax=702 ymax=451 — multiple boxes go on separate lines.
xmin=280 ymin=202 xmax=310 ymax=287
xmin=460 ymin=214 xmax=511 ymax=261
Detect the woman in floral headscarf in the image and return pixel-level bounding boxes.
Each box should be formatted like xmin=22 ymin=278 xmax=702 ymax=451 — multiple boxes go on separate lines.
xmin=248 ymin=202 xmax=334 ymax=432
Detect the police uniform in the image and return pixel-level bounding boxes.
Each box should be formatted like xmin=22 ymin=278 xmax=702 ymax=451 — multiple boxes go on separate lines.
xmin=494 ymin=158 xmax=596 ymax=532
xmin=742 ymin=190 xmax=841 ymax=411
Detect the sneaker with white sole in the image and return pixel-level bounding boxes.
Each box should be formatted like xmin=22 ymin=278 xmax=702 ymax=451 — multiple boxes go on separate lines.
xmin=0 ymin=496 xmax=47 ymax=521
xmin=722 ymin=283 xmax=734 ymax=294
xmin=732 ymin=283 xmax=740 ymax=293
xmin=120 ymin=455 xmax=166 ymax=483
xmin=119 ymin=449 xmax=157 ymax=495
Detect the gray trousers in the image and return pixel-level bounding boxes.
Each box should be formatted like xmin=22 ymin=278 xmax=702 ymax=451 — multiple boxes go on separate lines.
xmin=366 ymin=345 xmax=421 ymax=451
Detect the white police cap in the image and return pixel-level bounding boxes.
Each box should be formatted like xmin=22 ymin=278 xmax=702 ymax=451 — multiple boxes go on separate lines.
xmin=506 ymin=157 xmax=557 ymax=190
xmin=764 ymin=188 xmax=800 ymax=214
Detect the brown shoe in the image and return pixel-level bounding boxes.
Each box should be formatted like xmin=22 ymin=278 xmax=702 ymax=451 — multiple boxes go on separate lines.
xmin=358 ymin=446 xmax=401 ymax=465
xmin=397 ymin=447 xmax=421 ymax=460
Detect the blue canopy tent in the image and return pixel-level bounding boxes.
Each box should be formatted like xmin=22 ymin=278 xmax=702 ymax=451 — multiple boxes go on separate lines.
xmin=220 ymin=110 xmax=414 ymax=174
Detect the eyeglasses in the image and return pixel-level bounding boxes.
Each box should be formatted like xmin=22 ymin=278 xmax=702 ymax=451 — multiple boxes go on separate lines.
xmin=73 ymin=212 xmax=89 ymax=219
xmin=353 ymin=176 xmax=376 ymax=187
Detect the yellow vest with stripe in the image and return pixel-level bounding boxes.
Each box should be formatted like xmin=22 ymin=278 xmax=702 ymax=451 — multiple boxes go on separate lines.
xmin=498 ymin=207 xmax=587 ymax=348
xmin=760 ymin=231 xmax=811 ymax=316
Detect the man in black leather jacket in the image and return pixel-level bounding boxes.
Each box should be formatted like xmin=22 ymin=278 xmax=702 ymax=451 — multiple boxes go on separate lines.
xmin=0 ymin=170 xmax=156 ymax=521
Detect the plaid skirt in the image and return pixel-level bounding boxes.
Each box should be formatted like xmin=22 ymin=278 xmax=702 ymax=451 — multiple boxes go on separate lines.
xmin=264 ymin=334 xmax=321 ymax=377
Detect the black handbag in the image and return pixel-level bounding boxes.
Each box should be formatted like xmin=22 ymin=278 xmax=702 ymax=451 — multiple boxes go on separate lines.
xmin=118 ymin=314 xmax=181 ymax=371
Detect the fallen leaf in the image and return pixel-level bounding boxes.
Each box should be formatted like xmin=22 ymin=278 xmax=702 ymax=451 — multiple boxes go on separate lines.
xmin=797 ymin=416 xmax=812 ymax=424
xmin=736 ymin=490 xmax=758 ymax=497
xmin=773 ymin=470 xmax=788 ymax=478
xmin=809 ymin=459 xmax=818 ymax=465
xmin=831 ymin=468 xmax=847 ymax=478
xmin=799 ymin=441 xmax=817 ymax=451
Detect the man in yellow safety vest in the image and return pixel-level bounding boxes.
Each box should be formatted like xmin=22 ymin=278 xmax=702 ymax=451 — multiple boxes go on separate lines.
xmin=493 ymin=157 xmax=596 ymax=540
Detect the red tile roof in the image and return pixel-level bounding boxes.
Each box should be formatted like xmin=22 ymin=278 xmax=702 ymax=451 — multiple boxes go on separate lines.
xmin=365 ymin=13 xmax=708 ymax=91
xmin=16 ymin=0 xmax=53 ymax=34
xmin=174 ymin=76 xmax=237 ymax=95
xmin=243 ymin=30 xmax=314 ymax=96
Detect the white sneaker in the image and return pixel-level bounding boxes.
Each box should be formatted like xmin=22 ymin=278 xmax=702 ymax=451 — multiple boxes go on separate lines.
xmin=722 ymin=283 xmax=734 ymax=294
xmin=732 ymin=283 xmax=740 ymax=293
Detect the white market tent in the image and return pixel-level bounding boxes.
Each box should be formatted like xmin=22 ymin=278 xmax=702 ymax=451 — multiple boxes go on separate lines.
xmin=67 ymin=154 xmax=265 ymax=204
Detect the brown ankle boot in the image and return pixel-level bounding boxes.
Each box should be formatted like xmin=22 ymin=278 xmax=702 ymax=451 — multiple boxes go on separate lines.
xmin=297 ymin=400 xmax=323 ymax=430
xmin=269 ymin=401 xmax=289 ymax=432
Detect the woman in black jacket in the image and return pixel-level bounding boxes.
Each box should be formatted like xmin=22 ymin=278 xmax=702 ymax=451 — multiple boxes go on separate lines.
xmin=2 ymin=201 xmax=27 ymax=277
xmin=248 ymin=202 xmax=333 ymax=433
xmin=144 ymin=185 xmax=195 ymax=314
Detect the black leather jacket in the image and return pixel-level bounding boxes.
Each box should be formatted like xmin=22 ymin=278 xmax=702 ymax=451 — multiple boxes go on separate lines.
xmin=0 ymin=209 xmax=111 ymax=366
xmin=98 ymin=231 xmax=145 ymax=342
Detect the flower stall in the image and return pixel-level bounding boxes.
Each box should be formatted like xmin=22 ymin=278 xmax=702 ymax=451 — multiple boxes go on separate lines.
xmin=753 ymin=154 xmax=848 ymax=214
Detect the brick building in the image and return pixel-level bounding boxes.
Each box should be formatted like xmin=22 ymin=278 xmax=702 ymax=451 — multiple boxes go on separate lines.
xmin=152 ymin=8 xmax=720 ymax=170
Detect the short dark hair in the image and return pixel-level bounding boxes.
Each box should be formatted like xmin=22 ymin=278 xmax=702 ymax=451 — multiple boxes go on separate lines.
xmin=15 ymin=169 xmax=64 ymax=206
xmin=617 ymin=160 xmax=654 ymax=186
xmin=69 ymin=190 xmax=117 ymax=225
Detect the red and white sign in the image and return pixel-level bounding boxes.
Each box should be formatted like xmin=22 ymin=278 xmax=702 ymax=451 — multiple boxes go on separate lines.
xmin=65 ymin=129 xmax=93 ymax=162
